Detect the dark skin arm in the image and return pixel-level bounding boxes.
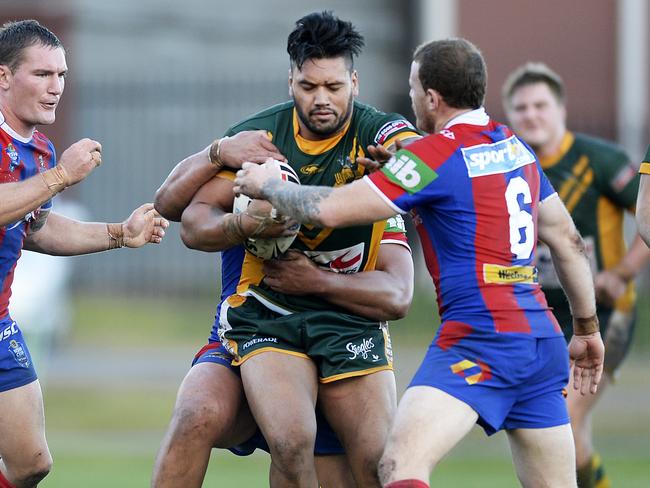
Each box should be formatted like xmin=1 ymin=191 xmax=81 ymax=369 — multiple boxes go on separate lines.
xmin=182 ymin=177 xmax=414 ymax=320
xmin=356 ymin=137 xmax=419 ymax=172
xmin=154 ymin=131 xmax=286 ymax=221
xmin=263 ymin=246 xmax=414 ymax=321
xmin=180 ymin=175 xmax=292 ymax=252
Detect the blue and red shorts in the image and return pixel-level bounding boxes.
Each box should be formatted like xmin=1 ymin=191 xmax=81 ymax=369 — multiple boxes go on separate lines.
xmin=410 ymin=332 xmax=570 ymax=435
xmin=0 ymin=316 xmax=38 ymax=392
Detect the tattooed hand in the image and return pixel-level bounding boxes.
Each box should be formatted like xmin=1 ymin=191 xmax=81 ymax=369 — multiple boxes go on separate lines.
xmin=234 ymin=159 xmax=280 ymax=199
xmin=235 ymin=158 xmax=333 ymax=227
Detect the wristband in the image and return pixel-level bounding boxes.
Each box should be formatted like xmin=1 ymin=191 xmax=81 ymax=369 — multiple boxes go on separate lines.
xmin=107 ymin=223 xmax=125 ymax=249
xmin=208 ymin=137 xmax=229 ymax=169
xmin=40 ymin=165 xmax=69 ymax=195
xmin=573 ymin=315 xmax=600 ymax=335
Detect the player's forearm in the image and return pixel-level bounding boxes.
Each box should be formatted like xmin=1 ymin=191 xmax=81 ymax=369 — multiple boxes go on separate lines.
xmin=24 ymin=213 xmax=120 ymax=256
xmin=638 ymin=215 xmax=650 ymax=248
xmin=312 ymin=269 xmax=412 ymax=321
xmin=180 ymin=207 xmax=236 ymax=252
xmin=609 ymin=234 xmax=650 ymax=281
xmin=260 ymin=178 xmax=393 ymax=229
xmin=154 ymin=146 xmax=220 ymax=222
xmin=258 ymin=179 xmax=331 ymax=227
xmin=0 ymin=177 xmax=57 ymax=226
xmin=636 ymin=176 xmax=650 ymax=246
xmin=550 ymin=232 xmax=597 ymax=320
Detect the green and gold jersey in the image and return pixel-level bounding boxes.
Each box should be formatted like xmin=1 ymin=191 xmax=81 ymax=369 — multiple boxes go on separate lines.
xmin=536 ymin=132 xmax=640 ymax=315
xmin=224 ymin=100 xmax=418 ymax=313
xmin=640 ymin=145 xmax=650 ymax=175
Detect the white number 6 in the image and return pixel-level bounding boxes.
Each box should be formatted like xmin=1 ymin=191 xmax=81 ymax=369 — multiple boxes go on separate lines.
xmin=505 ymin=176 xmax=534 ymax=259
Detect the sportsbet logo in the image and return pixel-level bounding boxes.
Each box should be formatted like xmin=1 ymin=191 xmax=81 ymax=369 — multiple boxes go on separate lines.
xmin=462 ymin=135 xmax=535 ymax=178
xmin=382 ymin=150 xmax=438 ymax=193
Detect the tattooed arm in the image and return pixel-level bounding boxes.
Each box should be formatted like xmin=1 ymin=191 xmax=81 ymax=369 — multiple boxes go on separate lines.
xmin=234 ymin=162 xmax=395 ymax=227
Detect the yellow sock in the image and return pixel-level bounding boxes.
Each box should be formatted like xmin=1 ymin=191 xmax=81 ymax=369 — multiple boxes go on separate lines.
xmin=592 ymin=453 xmax=611 ymax=488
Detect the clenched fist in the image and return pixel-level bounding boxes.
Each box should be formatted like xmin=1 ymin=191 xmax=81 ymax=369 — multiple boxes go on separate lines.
xmin=57 ymin=138 xmax=102 ymax=186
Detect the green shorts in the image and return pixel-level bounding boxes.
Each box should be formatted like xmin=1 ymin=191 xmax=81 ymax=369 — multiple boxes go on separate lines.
xmin=219 ymin=297 xmax=393 ymax=383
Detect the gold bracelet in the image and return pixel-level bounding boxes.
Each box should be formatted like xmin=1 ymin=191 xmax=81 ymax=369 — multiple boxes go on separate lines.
xmin=208 ymin=137 xmax=229 ymax=169
xmin=573 ymin=315 xmax=600 ymax=335
xmin=40 ymin=165 xmax=69 ymax=195
xmin=107 ymin=223 xmax=125 ymax=249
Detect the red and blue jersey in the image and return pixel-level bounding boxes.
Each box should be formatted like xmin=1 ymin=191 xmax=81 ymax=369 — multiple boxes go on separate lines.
xmin=0 ymin=113 xmax=56 ymax=319
xmin=366 ymin=108 xmax=561 ymax=339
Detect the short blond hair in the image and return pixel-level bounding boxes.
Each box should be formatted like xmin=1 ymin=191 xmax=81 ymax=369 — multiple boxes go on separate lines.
xmin=502 ymin=62 xmax=565 ymax=109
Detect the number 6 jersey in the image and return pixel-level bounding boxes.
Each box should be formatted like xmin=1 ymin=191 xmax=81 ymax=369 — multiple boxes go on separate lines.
xmin=366 ymin=108 xmax=562 ymax=339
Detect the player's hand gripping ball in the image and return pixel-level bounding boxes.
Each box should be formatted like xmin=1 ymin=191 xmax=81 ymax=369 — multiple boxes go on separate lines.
xmin=233 ymin=159 xmax=300 ymax=260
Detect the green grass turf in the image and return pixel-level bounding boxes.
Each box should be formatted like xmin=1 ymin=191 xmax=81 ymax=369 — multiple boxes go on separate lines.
xmin=34 ymin=292 xmax=650 ymax=486
xmin=38 ymin=443 xmax=650 ymax=487
xmin=69 ymin=290 xmax=650 ymax=350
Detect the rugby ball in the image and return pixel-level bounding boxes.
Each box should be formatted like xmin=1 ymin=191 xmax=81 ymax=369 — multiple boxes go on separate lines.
xmin=232 ymin=159 xmax=300 ymax=260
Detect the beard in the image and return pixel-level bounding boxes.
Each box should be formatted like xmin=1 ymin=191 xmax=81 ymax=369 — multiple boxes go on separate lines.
xmin=294 ymin=92 xmax=354 ymax=138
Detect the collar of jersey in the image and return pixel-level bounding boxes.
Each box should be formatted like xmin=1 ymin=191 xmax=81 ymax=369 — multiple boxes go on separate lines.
xmin=538 ymin=131 xmax=574 ymax=169
xmin=443 ymin=107 xmax=489 ymax=129
xmin=293 ymin=108 xmax=351 ymax=155
xmin=0 ymin=109 xmax=34 ymax=143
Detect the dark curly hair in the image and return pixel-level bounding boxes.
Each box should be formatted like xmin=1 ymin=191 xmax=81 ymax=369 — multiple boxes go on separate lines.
xmin=287 ymin=11 xmax=364 ymax=71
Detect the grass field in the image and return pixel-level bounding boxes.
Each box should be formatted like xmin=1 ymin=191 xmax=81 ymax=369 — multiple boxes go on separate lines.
xmin=34 ymin=292 xmax=650 ymax=487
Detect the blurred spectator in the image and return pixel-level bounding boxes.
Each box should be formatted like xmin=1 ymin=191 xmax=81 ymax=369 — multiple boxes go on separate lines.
xmin=503 ymin=62 xmax=650 ymax=488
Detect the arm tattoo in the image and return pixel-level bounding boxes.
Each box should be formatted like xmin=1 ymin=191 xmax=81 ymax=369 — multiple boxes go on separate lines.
xmin=27 ymin=209 xmax=50 ymax=234
xmin=262 ymin=179 xmax=333 ymax=226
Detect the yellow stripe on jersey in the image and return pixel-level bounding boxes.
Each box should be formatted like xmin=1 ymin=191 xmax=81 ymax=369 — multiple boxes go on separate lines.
xmin=216 ymin=169 xmax=236 ymax=181
xmin=293 ymin=109 xmax=350 ymax=155
xmin=483 ymin=264 xmax=538 ymax=284
xmin=596 ymin=196 xmax=635 ymax=311
xmin=539 ymin=132 xmax=575 ymax=169
xmin=298 ymin=226 xmax=335 ymax=249
xmin=363 ymin=220 xmax=386 ymax=271
xmin=230 ymin=252 xmax=265 ymax=301
xmin=382 ymin=132 xmax=420 ymax=151
xmin=640 ymin=162 xmax=650 ymax=175
xmin=557 ymin=155 xmax=589 ymax=201
xmin=565 ymin=167 xmax=594 ymax=213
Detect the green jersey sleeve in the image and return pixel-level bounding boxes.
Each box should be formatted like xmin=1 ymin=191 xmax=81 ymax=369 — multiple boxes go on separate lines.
xmin=590 ymin=141 xmax=639 ymax=209
xmin=355 ymin=103 xmax=419 ymax=149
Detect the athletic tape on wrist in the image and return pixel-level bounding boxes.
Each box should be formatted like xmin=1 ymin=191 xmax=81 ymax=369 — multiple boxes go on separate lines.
xmin=573 ymin=314 xmax=600 ymax=335
xmin=40 ymin=165 xmax=69 ymax=195
xmin=107 ymin=223 xmax=125 ymax=249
